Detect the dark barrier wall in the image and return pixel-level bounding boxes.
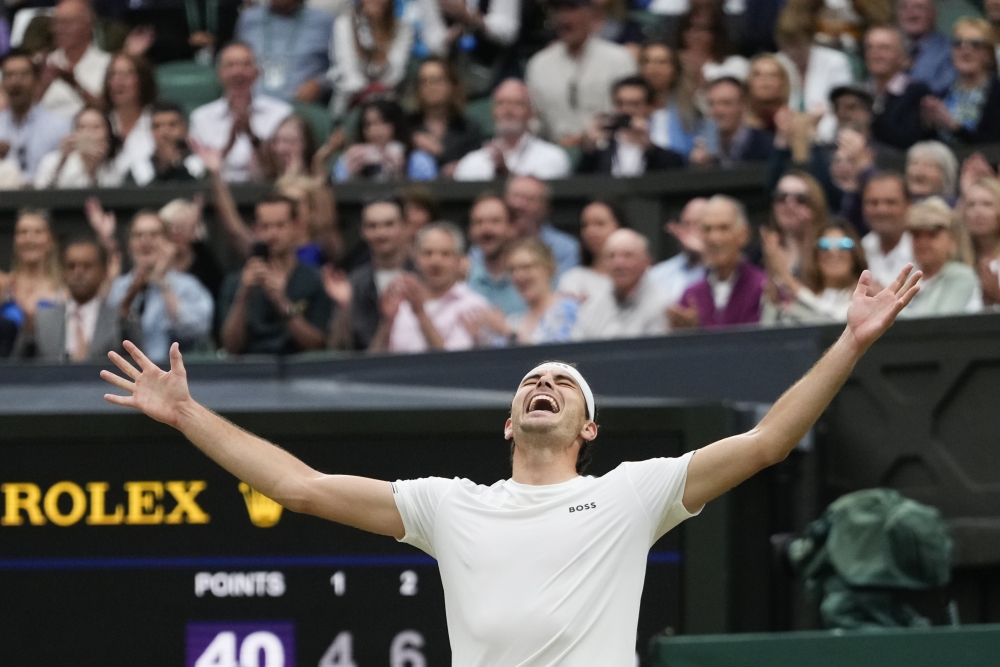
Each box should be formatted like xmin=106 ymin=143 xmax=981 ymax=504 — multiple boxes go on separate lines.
xmin=0 ymin=404 xmax=740 ymax=666
xmin=651 ymin=625 xmax=1000 ymax=667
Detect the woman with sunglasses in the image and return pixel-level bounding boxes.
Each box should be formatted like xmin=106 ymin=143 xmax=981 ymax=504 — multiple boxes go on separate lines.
xmin=760 ymin=172 xmax=828 ymax=281
xmin=898 ymin=196 xmax=981 ymax=318
xmin=921 ymin=18 xmax=1000 ymax=145
xmin=761 ymin=221 xmax=866 ymax=325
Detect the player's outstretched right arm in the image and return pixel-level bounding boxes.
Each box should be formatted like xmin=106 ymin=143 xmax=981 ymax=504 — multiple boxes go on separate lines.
xmin=101 ymin=341 xmax=404 ymax=538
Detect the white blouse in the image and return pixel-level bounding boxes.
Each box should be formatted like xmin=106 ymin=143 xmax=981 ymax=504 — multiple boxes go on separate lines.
xmin=34 ymin=151 xmax=128 ymax=189
xmin=328 ymin=14 xmax=414 ymax=118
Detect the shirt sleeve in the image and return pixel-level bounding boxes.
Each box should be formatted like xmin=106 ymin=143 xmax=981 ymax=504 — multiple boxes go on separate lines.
xmin=623 ymin=452 xmax=701 ymax=545
xmin=391 ymin=477 xmax=457 ymax=557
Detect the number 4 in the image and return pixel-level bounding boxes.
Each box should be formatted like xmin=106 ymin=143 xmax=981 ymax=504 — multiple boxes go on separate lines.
xmin=318 ymin=631 xmax=357 ymax=667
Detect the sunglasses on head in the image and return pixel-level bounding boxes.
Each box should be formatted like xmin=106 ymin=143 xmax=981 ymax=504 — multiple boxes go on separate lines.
xmin=952 ymin=38 xmax=990 ymax=50
xmin=817 ymin=237 xmax=855 ymax=251
xmin=773 ymin=191 xmax=810 ymax=205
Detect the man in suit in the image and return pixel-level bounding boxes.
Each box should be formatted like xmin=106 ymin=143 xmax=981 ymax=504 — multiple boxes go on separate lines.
xmin=578 ymin=76 xmax=685 ymax=176
xmin=691 ymin=77 xmax=773 ymax=168
xmin=18 ymin=237 xmax=124 ymax=362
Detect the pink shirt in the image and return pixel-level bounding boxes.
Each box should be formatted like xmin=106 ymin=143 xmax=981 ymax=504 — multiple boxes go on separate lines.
xmin=389 ymin=282 xmax=489 ymax=353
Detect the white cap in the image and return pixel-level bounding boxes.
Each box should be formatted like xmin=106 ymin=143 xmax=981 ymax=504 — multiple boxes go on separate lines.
xmin=519 ymin=362 xmax=595 ymax=420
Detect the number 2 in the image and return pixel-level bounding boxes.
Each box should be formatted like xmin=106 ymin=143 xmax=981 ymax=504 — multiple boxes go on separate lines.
xmin=399 ymin=570 xmax=418 ymax=596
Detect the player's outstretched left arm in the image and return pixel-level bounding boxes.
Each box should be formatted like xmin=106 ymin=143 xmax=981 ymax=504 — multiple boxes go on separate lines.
xmin=101 ymin=341 xmax=404 ymax=538
xmin=681 ymin=265 xmax=921 ymax=513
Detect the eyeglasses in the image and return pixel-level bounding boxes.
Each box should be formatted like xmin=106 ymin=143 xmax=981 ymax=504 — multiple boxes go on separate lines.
xmin=951 ymin=38 xmax=990 ymax=50
xmin=909 ymin=226 xmax=947 ymax=239
xmin=817 ymin=237 xmax=856 ymax=251
xmin=773 ymin=191 xmax=810 ymax=205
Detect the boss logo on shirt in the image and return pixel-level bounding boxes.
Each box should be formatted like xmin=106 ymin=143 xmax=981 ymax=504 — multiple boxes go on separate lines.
xmin=568 ymin=502 xmax=596 ymax=513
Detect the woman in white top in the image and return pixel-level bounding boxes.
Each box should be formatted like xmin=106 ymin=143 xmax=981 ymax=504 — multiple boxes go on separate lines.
xmin=557 ymin=199 xmax=623 ymax=304
xmin=761 ymin=221 xmax=866 ymax=326
xmin=104 ymin=52 xmax=156 ymax=175
xmin=959 ymin=175 xmax=1000 ymax=307
xmin=329 ymin=0 xmax=414 ymax=119
xmin=773 ymin=6 xmax=853 ymax=144
xmin=35 ymin=107 xmax=128 ymax=189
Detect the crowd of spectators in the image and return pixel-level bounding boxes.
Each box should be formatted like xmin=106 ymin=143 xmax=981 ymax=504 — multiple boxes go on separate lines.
xmin=1 ymin=0 xmax=1000 ymax=361
xmin=2 ymin=154 xmax=998 ymax=361
xmin=1 ymin=0 xmax=1000 ymax=188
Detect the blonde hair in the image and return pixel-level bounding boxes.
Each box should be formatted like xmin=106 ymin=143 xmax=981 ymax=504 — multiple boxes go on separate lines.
xmin=908 ymin=196 xmax=974 ymax=265
xmin=962 ymin=176 xmax=1000 ymax=259
xmin=953 ymin=17 xmax=996 ymax=45
xmin=12 ymin=209 xmax=61 ymax=285
xmin=158 ymin=199 xmax=207 ymax=240
xmin=508 ymin=237 xmax=558 ymax=278
xmin=748 ymin=53 xmax=791 ymax=103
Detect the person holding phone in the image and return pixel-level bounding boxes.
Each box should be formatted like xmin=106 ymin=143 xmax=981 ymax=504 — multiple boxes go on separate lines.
xmin=128 ymin=101 xmax=207 ymax=186
xmin=217 ymin=194 xmax=332 ymax=355
xmin=578 ymin=76 xmax=684 ymax=176
xmin=34 ymin=106 xmax=127 ymax=189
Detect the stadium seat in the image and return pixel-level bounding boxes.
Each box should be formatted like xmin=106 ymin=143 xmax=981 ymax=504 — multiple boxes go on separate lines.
xmin=466 ymin=97 xmax=494 ymax=139
xmin=155 ymin=61 xmax=222 ymax=116
xmin=291 ymin=102 xmax=332 ymax=145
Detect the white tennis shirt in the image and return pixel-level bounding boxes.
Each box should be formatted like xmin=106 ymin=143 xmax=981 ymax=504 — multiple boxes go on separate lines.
xmin=392 ymin=452 xmax=699 ymax=667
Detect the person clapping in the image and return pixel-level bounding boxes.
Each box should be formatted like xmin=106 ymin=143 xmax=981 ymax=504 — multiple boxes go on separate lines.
xmin=107 ymin=212 xmax=214 ymax=362
xmin=464 ymin=239 xmax=579 ymax=346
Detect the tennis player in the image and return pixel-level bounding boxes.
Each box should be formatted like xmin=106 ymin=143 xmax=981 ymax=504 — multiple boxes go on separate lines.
xmin=101 ymin=264 xmax=921 ymax=667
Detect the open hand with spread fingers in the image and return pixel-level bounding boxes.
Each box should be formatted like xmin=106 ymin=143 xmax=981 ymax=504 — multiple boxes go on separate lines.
xmin=845 ymin=264 xmax=921 ymax=354
xmin=101 ymin=341 xmax=194 ymax=428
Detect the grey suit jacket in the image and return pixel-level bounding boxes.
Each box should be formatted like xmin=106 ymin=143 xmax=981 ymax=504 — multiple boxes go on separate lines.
xmin=16 ymin=300 xmax=125 ymax=362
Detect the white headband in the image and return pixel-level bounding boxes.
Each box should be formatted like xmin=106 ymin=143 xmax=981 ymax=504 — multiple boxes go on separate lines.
xmin=520 ymin=363 xmax=595 ymax=420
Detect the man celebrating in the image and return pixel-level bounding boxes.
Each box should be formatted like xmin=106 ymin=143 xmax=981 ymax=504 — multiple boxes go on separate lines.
xmin=101 ymin=267 xmax=922 ymax=666
xmin=189 ymin=43 xmax=292 ymax=182
xmin=0 ymin=50 xmax=72 ymax=185
xmin=453 ymin=79 xmax=570 ymax=181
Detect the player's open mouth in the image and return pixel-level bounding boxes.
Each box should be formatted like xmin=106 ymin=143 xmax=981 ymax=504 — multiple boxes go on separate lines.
xmin=527 ymin=394 xmax=560 ymax=414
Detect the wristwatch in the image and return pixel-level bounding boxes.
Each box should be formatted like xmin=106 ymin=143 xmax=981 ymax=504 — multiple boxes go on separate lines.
xmin=282 ymin=301 xmax=299 ymax=320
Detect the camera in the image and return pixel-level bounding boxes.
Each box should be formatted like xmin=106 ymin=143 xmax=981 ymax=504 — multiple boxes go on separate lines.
xmin=251 ymin=241 xmax=270 ymax=261
xmin=603 ymin=113 xmax=633 ymax=132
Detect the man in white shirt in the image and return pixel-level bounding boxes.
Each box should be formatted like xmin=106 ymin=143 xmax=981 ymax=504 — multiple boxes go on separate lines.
xmin=103 ymin=261 xmax=923 ymax=667
xmin=861 ymin=173 xmax=914 ymax=288
xmin=0 ymin=51 xmax=73 ymax=185
xmin=453 ymin=79 xmax=570 ymax=181
xmin=37 ymin=0 xmax=111 ymax=118
xmin=189 ymin=43 xmax=292 ymax=182
xmin=573 ymin=228 xmax=668 ymax=339
xmin=525 ymin=0 xmax=637 ymax=145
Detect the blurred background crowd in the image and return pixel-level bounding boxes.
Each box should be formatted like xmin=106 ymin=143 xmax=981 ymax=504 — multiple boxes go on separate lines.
xmin=0 ymin=0 xmax=999 ymax=362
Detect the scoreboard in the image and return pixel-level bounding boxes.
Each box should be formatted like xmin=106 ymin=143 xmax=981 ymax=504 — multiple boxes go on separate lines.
xmin=0 ymin=405 xmax=736 ymax=666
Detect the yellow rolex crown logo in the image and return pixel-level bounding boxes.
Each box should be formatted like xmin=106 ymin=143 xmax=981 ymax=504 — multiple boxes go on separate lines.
xmin=239 ymin=482 xmax=284 ymax=528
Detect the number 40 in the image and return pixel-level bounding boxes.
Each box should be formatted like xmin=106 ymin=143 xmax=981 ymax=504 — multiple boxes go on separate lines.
xmin=319 ymin=631 xmax=426 ymax=667
xmin=194 ymin=631 xmax=285 ymax=667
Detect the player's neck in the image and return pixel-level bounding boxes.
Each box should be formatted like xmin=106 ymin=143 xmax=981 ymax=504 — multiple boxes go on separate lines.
xmin=511 ymin=442 xmax=580 ymax=486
